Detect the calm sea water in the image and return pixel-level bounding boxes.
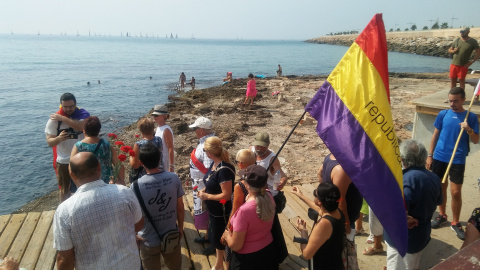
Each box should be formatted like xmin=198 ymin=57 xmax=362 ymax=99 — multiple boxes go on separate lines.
xmin=0 ymin=35 xmax=453 ymax=215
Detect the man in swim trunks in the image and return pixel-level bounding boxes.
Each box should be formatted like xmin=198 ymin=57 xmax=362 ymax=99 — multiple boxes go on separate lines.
xmin=448 ymin=27 xmax=480 ymax=90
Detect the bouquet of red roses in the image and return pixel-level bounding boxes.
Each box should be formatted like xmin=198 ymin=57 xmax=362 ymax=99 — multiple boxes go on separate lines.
xmin=108 ymin=133 xmax=135 ymax=183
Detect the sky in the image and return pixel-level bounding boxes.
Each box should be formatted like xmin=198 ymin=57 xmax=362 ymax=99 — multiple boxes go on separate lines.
xmin=1 ymin=0 xmax=478 ymax=40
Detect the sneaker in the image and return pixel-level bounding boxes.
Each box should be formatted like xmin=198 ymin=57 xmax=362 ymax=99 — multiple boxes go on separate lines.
xmin=431 ymin=214 xmax=447 ymax=228
xmin=451 ymin=223 xmax=465 ymax=240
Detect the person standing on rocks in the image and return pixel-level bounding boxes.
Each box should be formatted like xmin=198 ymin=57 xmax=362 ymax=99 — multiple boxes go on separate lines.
xmin=153 ymin=104 xmax=175 ymax=172
xmin=448 ymin=27 xmax=480 ymax=90
xmin=45 ymin=93 xmax=90 ymax=202
xmin=179 ymin=72 xmax=186 ymax=89
xmin=189 ymin=116 xmax=216 ymax=255
xmin=427 ymin=87 xmax=479 ymax=240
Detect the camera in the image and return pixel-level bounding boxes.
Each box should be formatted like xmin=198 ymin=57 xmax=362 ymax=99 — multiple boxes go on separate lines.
xmin=58 ymin=128 xmax=79 ymax=139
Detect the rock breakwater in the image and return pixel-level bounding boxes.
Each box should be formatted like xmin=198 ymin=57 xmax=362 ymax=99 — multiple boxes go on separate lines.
xmin=306 ymin=29 xmax=480 ymax=59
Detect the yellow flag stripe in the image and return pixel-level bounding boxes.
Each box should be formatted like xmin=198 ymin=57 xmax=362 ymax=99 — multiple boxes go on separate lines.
xmin=327 ymin=42 xmax=403 ymax=189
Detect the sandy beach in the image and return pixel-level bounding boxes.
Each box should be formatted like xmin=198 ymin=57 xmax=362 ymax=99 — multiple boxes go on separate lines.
xmin=15 ymin=72 xmax=480 ymax=269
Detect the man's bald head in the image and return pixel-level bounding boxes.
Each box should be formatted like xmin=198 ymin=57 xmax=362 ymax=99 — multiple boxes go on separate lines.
xmin=69 ymin=152 xmax=101 ymax=183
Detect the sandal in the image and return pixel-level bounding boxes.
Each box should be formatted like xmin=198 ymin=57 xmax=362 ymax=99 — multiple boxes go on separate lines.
xmin=363 ymin=246 xmax=384 ymax=255
xmin=355 ymin=228 xmax=365 ymax=235
xmin=366 ymin=234 xmax=374 ymax=244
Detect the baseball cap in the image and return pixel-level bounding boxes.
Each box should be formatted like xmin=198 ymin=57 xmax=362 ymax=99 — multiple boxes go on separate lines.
xmin=189 ymin=116 xmax=213 ymax=129
xmin=461 ymin=27 xmax=470 ymax=32
xmin=152 ymin=104 xmax=168 ymax=115
xmin=244 ymin=165 xmax=268 ymax=188
xmin=253 ymin=132 xmax=270 ymax=147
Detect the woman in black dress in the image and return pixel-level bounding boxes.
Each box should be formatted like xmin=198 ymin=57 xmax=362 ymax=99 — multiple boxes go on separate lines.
xmin=197 ymin=136 xmax=235 ymax=270
xmin=296 ymin=182 xmax=345 ymax=270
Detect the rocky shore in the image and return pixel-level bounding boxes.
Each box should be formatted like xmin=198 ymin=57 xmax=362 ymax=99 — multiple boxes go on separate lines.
xmin=14 ymin=72 xmax=480 ymax=269
xmin=15 ymin=72 xmax=449 ymax=214
xmin=306 ymin=28 xmax=480 ymax=58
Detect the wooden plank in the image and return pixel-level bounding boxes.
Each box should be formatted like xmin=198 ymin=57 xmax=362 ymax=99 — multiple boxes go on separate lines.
xmin=0 ymin=214 xmax=12 ymax=235
xmin=299 ymin=184 xmax=316 ymax=201
xmin=36 ymin=224 xmax=57 ymax=270
xmin=282 ymin=204 xmax=300 ymax=220
xmin=7 ymin=212 xmax=41 ymax=261
xmin=20 ymin=211 xmax=55 ymax=270
xmin=283 ymin=187 xmax=314 ymax=228
xmin=0 ymin=213 xmax=26 ymax=258
xmin=182 ymin=197 xmax=211 ymax=270
xmin=179 ymin=231 xmax=192 ymax=270
xmin=431 ymin=238 xmax=480 ymax=269
xmin=278 ymin=213 xmax=308 ymax=268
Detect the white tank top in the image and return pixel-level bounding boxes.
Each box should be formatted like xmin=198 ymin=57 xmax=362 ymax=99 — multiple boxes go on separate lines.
xmin=251 ymin=147 xmax=278 ymax=196
xmin=155 ymin=125 xmax=174 ymax=170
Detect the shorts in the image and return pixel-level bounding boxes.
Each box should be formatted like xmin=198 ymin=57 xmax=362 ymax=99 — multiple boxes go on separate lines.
xmin=431 ymin=159 xmax=465 ymax=184
xmin=450 ymin=64 xmax=468 ymax=80
xmin=194 ymin=211 xmax=209 ymax=230
xmin=468 ymin=208 xmax=480 ymax=233
xmin=208 ymin=214 xmax=228 ymax=250
xmin=139 ymin=242 xmax=182 ymax=270
xmin=56 ymin=163 xmax=71 ymax=195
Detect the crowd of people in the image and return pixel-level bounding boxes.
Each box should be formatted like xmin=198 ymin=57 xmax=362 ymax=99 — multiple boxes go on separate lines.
xmin=26 ymin=30 xmax=480 ymax=270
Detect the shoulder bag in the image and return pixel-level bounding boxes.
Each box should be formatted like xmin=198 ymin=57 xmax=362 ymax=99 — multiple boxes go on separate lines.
xmin=132 ymin=180 xmax=180 ymax=254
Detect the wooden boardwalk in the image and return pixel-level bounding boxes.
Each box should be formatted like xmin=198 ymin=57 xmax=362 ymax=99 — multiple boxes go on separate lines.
xmin=0 ymin=185 xmax=314 ymax=269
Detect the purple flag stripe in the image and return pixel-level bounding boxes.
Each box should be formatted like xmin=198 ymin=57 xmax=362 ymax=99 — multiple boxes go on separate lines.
xmin=306 ymin=81 xmax=407 ymax=255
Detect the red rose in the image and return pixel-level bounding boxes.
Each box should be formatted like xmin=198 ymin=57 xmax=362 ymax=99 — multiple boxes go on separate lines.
xmin=118 ymin=154 xmax=127 ymax=162
xmin=120 ymin=146 xmax=130 ymax=152
xmin=108 ymin=133 xmax=117 ymax=139
xmin=128 ymin=150 xmax=135 ymax=157
xmin=135 ymin=134 xmax=140 ymax=138
xmin=220 ymin=199 xmax=227 ymax=205
xmin=193 ymin=185 xmax=198 ymax=191
xmin=114 ymin=141 xmax=124 ymax=146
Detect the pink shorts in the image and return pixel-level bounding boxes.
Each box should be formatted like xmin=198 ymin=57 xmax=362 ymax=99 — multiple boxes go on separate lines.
xmin=450 ymin=64 xmax=468 ymax=80
xmin=194 ymin=211 xmax=209 ymax=230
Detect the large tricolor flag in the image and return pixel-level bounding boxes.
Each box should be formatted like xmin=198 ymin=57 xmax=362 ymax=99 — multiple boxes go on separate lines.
xmin=305 ymin=14 xmax=407 ymax=256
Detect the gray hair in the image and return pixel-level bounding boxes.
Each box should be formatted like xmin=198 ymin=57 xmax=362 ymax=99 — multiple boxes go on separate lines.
xmin=248 ymin=186 xmax=275 ymax=221
xmin=400 ymin=139 xmax=427 ymax=168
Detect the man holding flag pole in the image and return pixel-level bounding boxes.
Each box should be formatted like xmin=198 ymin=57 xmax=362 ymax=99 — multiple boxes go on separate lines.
xmin=427 ymin=85 xmax=479 ymax=240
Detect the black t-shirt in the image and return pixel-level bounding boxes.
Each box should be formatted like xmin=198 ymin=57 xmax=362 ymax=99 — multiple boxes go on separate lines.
xmin=203 ymin=161 xmax=235 ymax=217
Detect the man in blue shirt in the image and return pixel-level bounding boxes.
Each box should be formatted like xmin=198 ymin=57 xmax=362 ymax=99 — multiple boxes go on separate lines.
xmin=386 ymin=139 xmax=442 ymax=269
xmin=427 ymin=87 xmax=479 ymax=240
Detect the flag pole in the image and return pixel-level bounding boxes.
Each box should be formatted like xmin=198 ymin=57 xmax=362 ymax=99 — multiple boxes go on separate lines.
xmin=442 ymin=85 xmax=478 ymax=183
xmin=267 ymin=110 xmax=307 ymax=171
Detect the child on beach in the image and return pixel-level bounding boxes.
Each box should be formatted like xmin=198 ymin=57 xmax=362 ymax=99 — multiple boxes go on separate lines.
xmin=244 ymin=73 xmax=257 ymax=106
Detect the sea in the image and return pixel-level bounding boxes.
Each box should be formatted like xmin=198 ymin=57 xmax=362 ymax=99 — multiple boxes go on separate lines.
xmin=0 ymin=34 xmax=453 ymax=215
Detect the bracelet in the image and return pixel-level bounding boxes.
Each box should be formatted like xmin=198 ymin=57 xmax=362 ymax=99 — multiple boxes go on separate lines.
xmin=428 ymin=153 xmax=433 ymax=157
xmin=467 ymin=129 xmax=474 ymax=135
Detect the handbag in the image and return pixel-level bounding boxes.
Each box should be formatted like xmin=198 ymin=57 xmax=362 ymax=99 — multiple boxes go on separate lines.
xmin=342 ymin=235 xmax=359 ymax=270
xmin=132 ymin=180 xmax=180 ymax=254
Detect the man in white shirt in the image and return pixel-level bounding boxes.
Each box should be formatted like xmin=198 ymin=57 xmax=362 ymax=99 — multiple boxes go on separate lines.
xmin=53 ymin=152 xmax=144 ymax=270
xmin=45 ymin=93 xmax=89 ymax=201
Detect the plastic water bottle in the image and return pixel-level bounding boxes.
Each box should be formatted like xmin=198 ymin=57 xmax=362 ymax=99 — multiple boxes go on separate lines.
xmin=273 ymin=170 xmax=281 ymax=190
